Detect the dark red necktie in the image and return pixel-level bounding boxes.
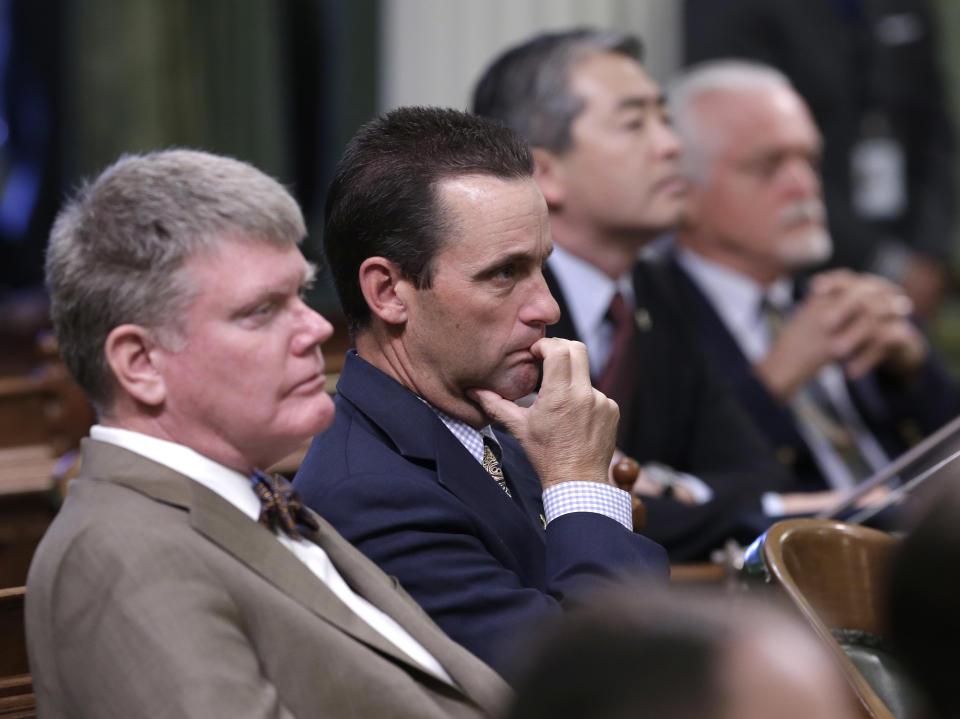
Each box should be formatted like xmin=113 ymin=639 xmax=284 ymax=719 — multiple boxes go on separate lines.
xmin=596 ymin=292 xmax=634 ymax=397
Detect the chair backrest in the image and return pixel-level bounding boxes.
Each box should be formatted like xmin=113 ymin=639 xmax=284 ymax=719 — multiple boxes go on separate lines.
xmin=760 ymin=519 xmax=904 ymax=719
xmin=0 ymin=586 xmax=36 ymax=719
xmin=0 ymin=446 xmax=61 ymax=588
xmin=0 ymin=364 xmax=94 ymax=454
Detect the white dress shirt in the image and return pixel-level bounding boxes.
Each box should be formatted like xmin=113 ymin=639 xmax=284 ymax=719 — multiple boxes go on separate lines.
xmin=676 ymin=249 xmax=891 ymax=503
xmin=89 ymin=425 xmax=453 ymax=684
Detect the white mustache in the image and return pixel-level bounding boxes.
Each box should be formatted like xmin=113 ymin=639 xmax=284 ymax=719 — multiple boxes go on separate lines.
xmin=778 ymin=200 xmax=825 ymax=228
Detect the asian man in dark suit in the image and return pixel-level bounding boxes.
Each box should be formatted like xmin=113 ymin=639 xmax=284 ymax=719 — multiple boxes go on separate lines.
xmin=294 ymin=107 xmax=669 ymax=677
xmin=471 ymin=28 xmax=812 ymax=558
xmin=26 ymin=149 xmax=509 ymax=718
xmin=665 ymin=60 xmax=959 ymax=506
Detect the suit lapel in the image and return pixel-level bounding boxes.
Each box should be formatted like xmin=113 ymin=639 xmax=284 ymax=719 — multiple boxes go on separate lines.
xmin=81 ymin=440 xmax=483 ymax=697
xmin=665 ymin=254 xmax=807 ymax=448
xmin=187 ymin=483 xmax=451 ymax=677
xmin=338 ymin=353 xmax=547 ymax=580
xmin=432 ymin=429 xmax=546 ymax=576
xmin=308 ymin=515 xmax=509 ymax=711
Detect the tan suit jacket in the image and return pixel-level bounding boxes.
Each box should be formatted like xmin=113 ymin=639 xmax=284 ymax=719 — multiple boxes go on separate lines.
xmin=26 ymin=440 xmax=510 ymax=718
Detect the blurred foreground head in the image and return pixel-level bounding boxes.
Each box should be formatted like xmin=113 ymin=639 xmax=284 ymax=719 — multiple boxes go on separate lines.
xmin=889 ymin=484 xmax=960 ymax=719
xmin=507 ymin=588 xmax=857 ymax=719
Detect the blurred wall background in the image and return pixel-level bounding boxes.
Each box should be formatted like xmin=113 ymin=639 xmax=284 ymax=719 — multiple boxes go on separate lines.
xmin=2 ymin=0 xmax=960 ymax=368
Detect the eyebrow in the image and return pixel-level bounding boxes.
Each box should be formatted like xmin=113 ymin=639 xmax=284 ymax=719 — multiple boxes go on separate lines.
xmin=615 ymin=95 xmax=666 ymax=112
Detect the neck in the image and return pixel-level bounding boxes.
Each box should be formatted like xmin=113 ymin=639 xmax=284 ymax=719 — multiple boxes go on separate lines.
xmin=355 ymin=329 xmax=488 ymax=429
xmin=548 ymin=213 xmax=650 ymax=279
xmin=676 ymin=230 xmax=783 ymax=289
xmin=102 ymin=404 xmax=257 ymax=474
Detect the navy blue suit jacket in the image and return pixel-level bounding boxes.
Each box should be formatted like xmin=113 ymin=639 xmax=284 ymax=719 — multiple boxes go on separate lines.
xmin=294 ymin=351 xmax=669 ymax=676
xmin=659 ymin=250 xmax=960 ymax=491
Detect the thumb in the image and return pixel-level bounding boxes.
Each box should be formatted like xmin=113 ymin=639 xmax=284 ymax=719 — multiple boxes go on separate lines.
xmin=466 ymin=388 xmax=527 ymax=434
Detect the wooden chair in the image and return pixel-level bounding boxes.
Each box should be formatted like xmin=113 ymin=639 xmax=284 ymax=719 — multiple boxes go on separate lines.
xmin=749 ymin=519 xmax=912 ymax=719
xmin=0 ymin=586 xmax=35 ymax=719
xmin=0 ymin=446 xmax=60 ymax=588
xmin=610 ymin=457 xmax=646 ymax=533
xmin=0 ymin=363 xmax=94 ymax=454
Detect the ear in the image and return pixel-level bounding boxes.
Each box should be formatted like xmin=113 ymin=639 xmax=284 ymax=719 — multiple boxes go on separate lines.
xmin=103 ymin=324 xmax=168 ymax=407
xmin=532 ymin=147 xmax=567 ymax=208
xmin=358 ymin=256 xmax=411 ymax=326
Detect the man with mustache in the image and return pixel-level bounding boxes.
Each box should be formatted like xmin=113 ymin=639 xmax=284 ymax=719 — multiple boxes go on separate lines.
xmin=294 ymin=107 xmax=669 ymax=677
xmin=663 ymin=60 xmax=959 ymax=503
xmin=473 ymin=29 xmax=795 ymax=559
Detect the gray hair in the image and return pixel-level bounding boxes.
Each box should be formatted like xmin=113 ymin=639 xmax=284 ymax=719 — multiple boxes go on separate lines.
xmin=472 ymin=28 xmax=643 ymax=153
xmin=45 ymin=148 xmax=306 ymax=410
xmin=667 ymin=60 xmax=794 ymax=182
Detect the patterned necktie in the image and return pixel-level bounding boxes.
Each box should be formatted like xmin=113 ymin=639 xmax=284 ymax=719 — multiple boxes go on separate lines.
xmin=481 ymin=438 xmax=512 ymax=498
xmin=760 ymin=297 xmax=874 ymax=481
xmin=250 ymin=469 xmax=319 ymax=538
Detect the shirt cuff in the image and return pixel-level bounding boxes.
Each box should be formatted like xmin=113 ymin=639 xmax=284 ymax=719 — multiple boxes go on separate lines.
xmin=542 ymin=481 xmax=633 ymax=531
xmin=762 ymin=492 xmax=786 ymax=517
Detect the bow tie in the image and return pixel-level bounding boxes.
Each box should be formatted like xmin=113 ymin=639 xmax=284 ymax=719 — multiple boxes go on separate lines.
xmin=250 ymin=469 xmax=319 ymax=539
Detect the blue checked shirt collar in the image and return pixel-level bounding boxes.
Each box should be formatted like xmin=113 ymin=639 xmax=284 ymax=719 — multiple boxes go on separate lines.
xmin=424 ymin=402 xmax=500 ymax=465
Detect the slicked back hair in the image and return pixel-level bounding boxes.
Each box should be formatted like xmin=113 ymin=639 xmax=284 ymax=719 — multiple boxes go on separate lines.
xmin=472 ymin=28 xmax=643 ymax=153
xmin=46 ymin=148 xmax=306 ymax=411
xmin=323 ymin=106 xmax=534 ymax=334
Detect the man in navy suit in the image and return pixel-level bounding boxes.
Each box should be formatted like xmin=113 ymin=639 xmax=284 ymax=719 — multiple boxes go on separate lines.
xmin=294 ymin=107 xmax=668 ymax=677
xmin=665 ymin=60 xmax=959 ymax=504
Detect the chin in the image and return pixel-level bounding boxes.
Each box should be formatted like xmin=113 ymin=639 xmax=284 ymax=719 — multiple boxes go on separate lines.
xmin=289 ymin=393 xmax=337 ymax=438
xmin=492 ymin=366 xmax=540 ymax=402
xmin=778 ymin=228 xmax=833 ymax=269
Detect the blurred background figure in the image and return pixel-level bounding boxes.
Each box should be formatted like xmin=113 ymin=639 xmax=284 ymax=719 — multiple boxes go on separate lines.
xmin=506 ymin=588 xmax=859 ymax=719
xmin=889 ymin=483 xmax=960 ymax=719
xmin=684 ymin=0 xmax=959 ymax=323
xmin=664 ymin=59 xmax=960 ymax=515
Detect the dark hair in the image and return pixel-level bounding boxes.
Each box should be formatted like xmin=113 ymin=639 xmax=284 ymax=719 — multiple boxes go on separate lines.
xmin=505 ymin=587 xmax=835 ymax=719
xmin=507 ymin=617 xmax=719 ymax=719
xmin=323 ymin=106 xmax=533 ymax=333
xmin=472 ymin=28 xmax=643 ymax=153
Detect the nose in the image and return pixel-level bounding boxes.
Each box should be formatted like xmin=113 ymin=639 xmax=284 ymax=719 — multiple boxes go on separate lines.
xmin=782 ymin=156 xmax=821 ymax=198
xmin=655 ymin=117 xmax=682 ymax=161
xmin=522 ymin=272 xmax=562 ymax=327
xmin=292 ymin=299 xmax=334 ymax=356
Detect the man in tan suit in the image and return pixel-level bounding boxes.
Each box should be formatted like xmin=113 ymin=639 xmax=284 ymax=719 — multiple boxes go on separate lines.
xmin=26 ymin=149 xmax=509 ymax=718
